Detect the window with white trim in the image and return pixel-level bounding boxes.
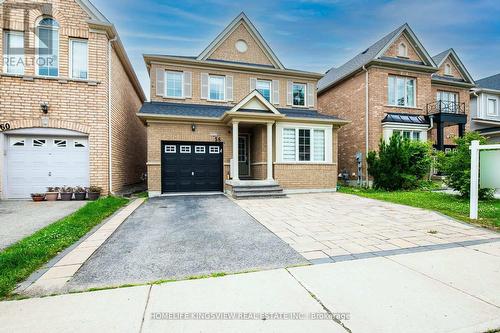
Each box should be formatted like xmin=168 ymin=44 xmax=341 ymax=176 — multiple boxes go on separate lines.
xmin=10 ymin=138 xmax=25 ymax=147
xmin=195 ymin=146 xmax=206 ymax=154
xmin=282 ymin=128 xmax=325 ymax=162
xmin=165 ymin=71 xmax=183 ymax=98
xmin=180 ymin=145 xmax=191 ymax=153
xmin=392 ymin=129 xmax=422 ymax=141
xmin=74 ymin=140 xmax=87 ymax=148
xmin=33 ymin=139 xmax=47 ymax=147
xmin=209 ymin=75 xmax=225 ymax=101
xmin=209 ymin=146 xmax=220 ymax=154
xmin=292 ymin=83 xmax=306 ymax=106
xmin=54 ymin=139 xmax=67 ymax=148
xmin=398 ymin=43 xmax=407 ymax=57
xmin=36 ymin=17 xmax=59 ymax=77
xmin=4 ymin=31 xmax=24 ymax=74
xmin=388 ymin=76 xmax=415 ymax=107
xmin=70 ymin=39 xmax=88 ymax=79
xmin=165 ymin=145 xmax=176 ymax=153
xmin=487 ymin=98 xmax=498 ymax=116
xmin=444 ymin=63 xmax=452 ymax=76
xmin=256 ymin=79 xmax=271 ymax=102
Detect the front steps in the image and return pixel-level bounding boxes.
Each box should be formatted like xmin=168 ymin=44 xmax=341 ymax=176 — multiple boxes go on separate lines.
xmin=227 ymin=180 xmax=286 ymax=199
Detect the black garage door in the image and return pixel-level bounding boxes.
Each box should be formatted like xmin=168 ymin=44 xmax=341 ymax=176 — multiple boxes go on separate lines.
xmin=161 ymin=141 xmax=223 ymax=193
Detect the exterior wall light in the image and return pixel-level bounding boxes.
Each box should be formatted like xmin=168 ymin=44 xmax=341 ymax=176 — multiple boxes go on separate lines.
xmin=191 ymin=124 xmax=196 ymax=132
xmin=40 ymin=102 xmax=49 ymax=114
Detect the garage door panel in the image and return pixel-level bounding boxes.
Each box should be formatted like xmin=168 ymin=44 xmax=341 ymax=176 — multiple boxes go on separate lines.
xmin=161 ymin=142 xmax=222 ymax=193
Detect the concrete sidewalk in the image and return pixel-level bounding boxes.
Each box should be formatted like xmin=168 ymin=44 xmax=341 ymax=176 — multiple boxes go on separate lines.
xmin=1 ymin=241 xmax=500 ymax=333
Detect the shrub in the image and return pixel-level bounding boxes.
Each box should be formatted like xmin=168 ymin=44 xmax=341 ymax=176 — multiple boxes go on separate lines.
xmin=367 ymin=133 xmax=432 ymax=191
xmin=437 ymin=132 xmax=494 ymax=199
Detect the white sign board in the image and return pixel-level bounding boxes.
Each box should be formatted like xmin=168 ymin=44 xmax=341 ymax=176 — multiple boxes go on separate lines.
xmin=480 ymin=150 xmax=500 ymax=189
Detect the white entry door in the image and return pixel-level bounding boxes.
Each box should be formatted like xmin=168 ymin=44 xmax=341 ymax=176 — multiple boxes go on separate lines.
xmin=5 ymin=135 xmax=89 ymax=198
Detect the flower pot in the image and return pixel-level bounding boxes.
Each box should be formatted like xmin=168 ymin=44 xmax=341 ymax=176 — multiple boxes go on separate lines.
xmin=31 ymin=196 xmax=45 ymax=202
xmin=60 ymin=192 xmax=73 ymax=201
xmin=45 ymin=192 xmax=59 ymax=201
xmin=88 ymin=192 xmax=101 ymax=201
xmin=74 ymin=192 xmax=86 ymax=200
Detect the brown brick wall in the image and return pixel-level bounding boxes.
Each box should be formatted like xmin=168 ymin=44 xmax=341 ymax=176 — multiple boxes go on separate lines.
xmin=383 ymin=34 xmax=423 ymax=62
xmin=249 ymin=124 xmax=267 ymax=179
xmin=274 ymin=164 xmax=337 ymax=189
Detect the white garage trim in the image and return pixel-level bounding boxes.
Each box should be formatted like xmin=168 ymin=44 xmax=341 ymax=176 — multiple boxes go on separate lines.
xmin=5 ymin=128 xmax=87 ymax=136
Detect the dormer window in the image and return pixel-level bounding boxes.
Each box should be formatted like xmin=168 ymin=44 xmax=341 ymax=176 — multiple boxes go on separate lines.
xmin=444 ymin=63 xmax=452 ymax=76
xmin=398 ymin=43 xmax=407 ymax=58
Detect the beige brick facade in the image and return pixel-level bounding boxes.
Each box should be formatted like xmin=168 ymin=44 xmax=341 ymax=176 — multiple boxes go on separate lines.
xmin=0 ymin=0 xmax=145 ymax=198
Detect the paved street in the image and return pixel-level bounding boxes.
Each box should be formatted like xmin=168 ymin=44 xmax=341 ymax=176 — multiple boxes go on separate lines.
xmin=236 ymin=193 xmax=499 ymax=263
xmin=0 ymin=200 xmax=86 ymax=250
xmin=1 ymin=240 xmax=499 ymax=333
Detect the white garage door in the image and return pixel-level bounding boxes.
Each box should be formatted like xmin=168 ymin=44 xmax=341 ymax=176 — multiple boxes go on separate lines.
xmin=5 ymin=135 xmax=89 ymax=198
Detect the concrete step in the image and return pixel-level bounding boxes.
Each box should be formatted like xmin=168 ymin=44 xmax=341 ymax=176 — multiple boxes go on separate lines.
xmin=233 ymin=186 xmax=283 ymax=193
xmin=233 ymin=191 xmax=287 ymax=199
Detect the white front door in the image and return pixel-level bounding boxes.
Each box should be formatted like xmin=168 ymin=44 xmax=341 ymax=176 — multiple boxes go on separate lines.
xmin=5 ymin=135 xmax=89 ymax=198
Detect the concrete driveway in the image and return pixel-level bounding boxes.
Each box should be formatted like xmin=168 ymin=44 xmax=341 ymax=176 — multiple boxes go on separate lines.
xmin=236 ymin=193 xmax=500 ymax=263
xmin=0 ymin=200 xmax=86 ymax=250
xmin=67 ymin=195 xmax=306 ymax=291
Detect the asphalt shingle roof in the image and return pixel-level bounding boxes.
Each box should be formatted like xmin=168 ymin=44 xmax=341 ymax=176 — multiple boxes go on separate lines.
xmin=431 ymin=49 xmax=451 ymax=66
xmin=381 ymin=113 xmax=430 ymax=125
xmin=139 ymin=102 xmax=341 ymax=120
xmin=476 ymin=73 xmax=500 ymax=90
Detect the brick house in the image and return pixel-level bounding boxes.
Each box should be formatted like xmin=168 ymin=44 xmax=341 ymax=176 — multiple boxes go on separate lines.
xmin=470 ymin=73 xmax=500 ymax=143
xmin=138 ymin=13 xmax=348 ymax=198
xmin=317 ymin=24 xmax=475 ymax=183
xmin=0 ymin=0 xmax=146 ymax=199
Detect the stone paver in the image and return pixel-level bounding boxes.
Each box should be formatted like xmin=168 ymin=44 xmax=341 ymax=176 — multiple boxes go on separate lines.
xmin=0 ymin=200 xmax=86 ymax=250
xmin=236 ymin=193 xmax=500 ymax=261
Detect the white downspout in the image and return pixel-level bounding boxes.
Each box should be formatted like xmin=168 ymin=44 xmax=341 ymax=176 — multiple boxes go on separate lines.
xmin=363 ymin=65 xmax=369 ymax=187
xmin=108 ymin=37 xmax=117 ymax=195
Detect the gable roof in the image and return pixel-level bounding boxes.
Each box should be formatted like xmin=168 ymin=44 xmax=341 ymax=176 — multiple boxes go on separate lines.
xmin=318 ymin=23 xmax=437 ymax=93
xmin=431 ymin=48 xmax=475 ymax=85
xmin=76 ymin=0 xmax=110 ymax=23
xmin=197 ymin=12 xmax=284 ymax=70
xmin=476 ymin=73 xmax=500 ymax=91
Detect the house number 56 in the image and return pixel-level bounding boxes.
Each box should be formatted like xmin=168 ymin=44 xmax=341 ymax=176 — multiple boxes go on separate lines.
xmin=0 ymin=123 xmax=11 ymax=131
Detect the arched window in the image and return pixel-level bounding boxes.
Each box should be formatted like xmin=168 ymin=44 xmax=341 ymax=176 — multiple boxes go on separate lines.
xmin=398 ymin=43 xmax=407 ymax=57
xmin=36 ymin=17 xmax=59 ymax=77
xmin=444 ymin=63 xmax=452 ymax=75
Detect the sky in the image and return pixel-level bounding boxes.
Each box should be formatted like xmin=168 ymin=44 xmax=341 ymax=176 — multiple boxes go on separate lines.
xmin=91 ymin=0 xmax=500 ymax=99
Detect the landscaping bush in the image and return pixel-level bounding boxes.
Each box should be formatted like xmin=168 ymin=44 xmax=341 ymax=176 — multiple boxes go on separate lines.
xmin=437 ymin=132 xmax=494 ymax=199
xmin=367 ymin=133 xmax=432 ymax=191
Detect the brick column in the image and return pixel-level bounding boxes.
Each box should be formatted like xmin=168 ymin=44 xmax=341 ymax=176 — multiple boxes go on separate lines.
xmin=267 ymin=122 xmax=274 ymax=181
xmin=232 ymin=121 xmax=239 ymax=181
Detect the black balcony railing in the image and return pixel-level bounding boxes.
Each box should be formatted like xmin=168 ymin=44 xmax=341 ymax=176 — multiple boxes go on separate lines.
xmin=427 ymin=100 xmax=466 ymax=115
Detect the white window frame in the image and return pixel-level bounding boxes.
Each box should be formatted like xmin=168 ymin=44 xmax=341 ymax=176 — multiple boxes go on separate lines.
xmin=74 ymin=140 xmax=87 ymax=148
xmin=10 ymin=137 xmax=25 ymax=147
xmin=3 ymin=30 xmax=25 ymax=75
xmin=180 ymin=145 xmax=191 ymax=154
xmin=398 ymin=43 xmax=408 ymax=57
xmin=209 ymin=146 xmax=220 ymax=154
xmin=276 ymin=123 xmax=332 ymax=164
xmin=208 ymin=75 xmax=225 ymax=102
xmin=165 ymin=71 xmax=184 ymax=99
xmin=54 ymin=139 xmax=67 ymax=148
xmin=388 ymin=75 xmax=416 ymax=108
xmin=487 ymin=97 xmax=498 ymax=116
xmin=165 ymin=145 xmax=176 ymax=153
xmin=35 ymin=17 xmax=60 ymax=77
xmin=382 ymin=123 xmax=428 ymax=143
xmin=256 ymin=79 xmax=272 ymax=102
xmin=444 ymin=63 xmax=452 ymax=76
xmin=33 ymin=139 xmax=47 ymax=147
xmin=292 ymin=82 xmax=307 ymax=107
xmin=195 ymin=146 xmax=206 ymax=154
xmin=69 ymin=38 xmax=88 ymax=79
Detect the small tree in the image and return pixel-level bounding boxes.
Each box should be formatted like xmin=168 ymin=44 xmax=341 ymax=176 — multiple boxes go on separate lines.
xmin=367 ymin=133 xmax=432 ymax=191
xmin=437 ymin=132 xmax=494 ymax=199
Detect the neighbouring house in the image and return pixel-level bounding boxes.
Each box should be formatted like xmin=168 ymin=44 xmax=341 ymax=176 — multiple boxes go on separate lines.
xmin=0 ymin=0 xmax=146 ymax=199
xmin=317 ymin=23 xmax=475 ymax=183
xmin=138 ymin=13 xmax=348 ymax=198
xmin=470 ymin=74 xmax=500 ymax=143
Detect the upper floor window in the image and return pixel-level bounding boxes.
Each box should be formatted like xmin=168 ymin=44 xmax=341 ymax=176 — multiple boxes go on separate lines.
xmin=70 ymin=39 xmax=88 ymax=79
xmin=398 ymin=43 xmax=407 ymax=57
xmin=388 ymin=75 xmax=415 ymax=107
xmin=256 ymin=80 xmax=271 ymax=102
xmin=166 ymin=71 xmax=183 ymax=98
xmin=209 ymin=75 xmax=225 ymax=101
xmin=36 ymin=17 xmax=59 ymax=77
xmin=444 ymin=63 xmax=452 ymax=76
xmin=487 ymin=97 xmax=498 ymax=116
xmin=292 ymin=83 xmax=306 ymax=106
xmin=3 ymin=31 xmax=24 ymax=74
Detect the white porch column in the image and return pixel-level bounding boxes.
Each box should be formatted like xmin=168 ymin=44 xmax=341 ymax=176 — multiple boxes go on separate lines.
xmin=266 ymin=122 xmax=274 ymax=181
xmin=232 ymin=121 xmax=239 ymax=181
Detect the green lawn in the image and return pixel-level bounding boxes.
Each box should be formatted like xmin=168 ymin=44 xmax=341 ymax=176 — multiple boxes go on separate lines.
xmin=338 ymin=187 xmax=500 ymax=230
xmin=0 ymin=196 xmax=128 ymax=299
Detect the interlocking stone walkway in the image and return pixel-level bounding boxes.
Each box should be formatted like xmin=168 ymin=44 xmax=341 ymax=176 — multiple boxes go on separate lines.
xmin=236 ymin=193 xmax=499 ymax=263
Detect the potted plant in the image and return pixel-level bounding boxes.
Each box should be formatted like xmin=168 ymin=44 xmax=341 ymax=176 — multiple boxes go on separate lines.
xmin=60 ymin=186 xmax=73 ymax=201
xmin=74 ymin=186 xmax=86 ymax=201
xmin=45 ymin=187 xmax=59 ymax=201
xmin=31 ymin=193 xmax=45 ymax=202
xmin=87 ymin=186 xmax=102 ymax=201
